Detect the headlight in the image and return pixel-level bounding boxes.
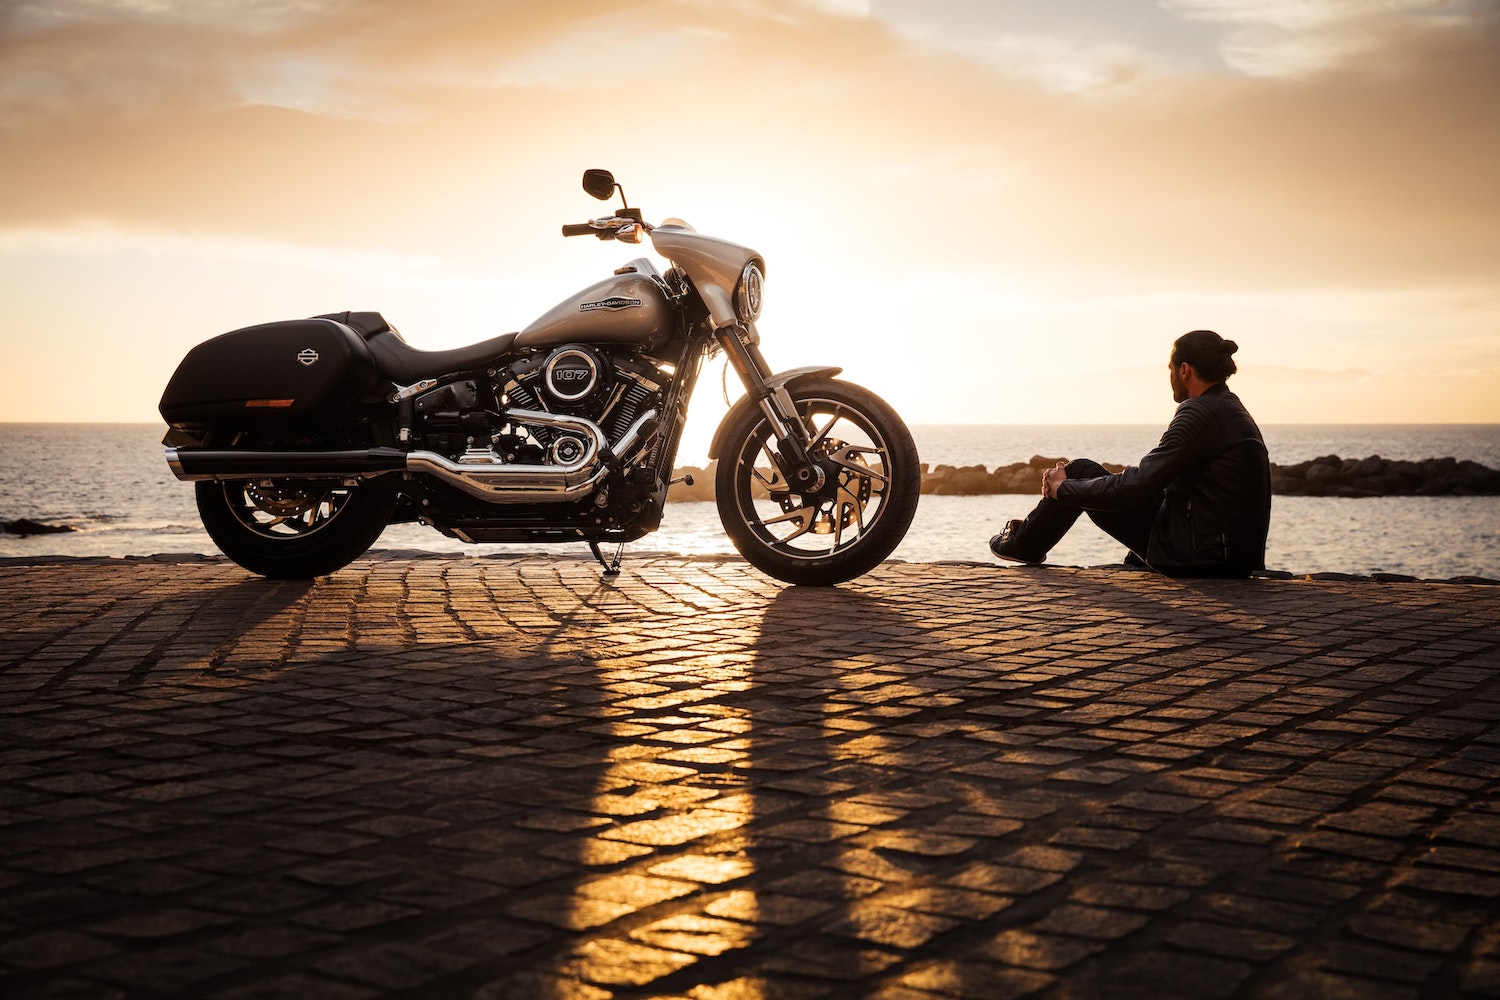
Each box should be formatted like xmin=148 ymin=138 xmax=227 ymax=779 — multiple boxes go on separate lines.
xmin=735 ymin=261 xmax=764 ymax=323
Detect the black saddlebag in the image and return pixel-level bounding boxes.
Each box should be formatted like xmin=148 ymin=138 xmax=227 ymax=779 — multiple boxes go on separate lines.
xmin=159 ymin=318 xmax=387 ymax=430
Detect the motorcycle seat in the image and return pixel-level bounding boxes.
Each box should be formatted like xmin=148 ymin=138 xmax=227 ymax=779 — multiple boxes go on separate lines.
xmin=314 ymin=311 xmax=517 ymax=384
xmin=365 ymin=329 xmax=520 ymax=384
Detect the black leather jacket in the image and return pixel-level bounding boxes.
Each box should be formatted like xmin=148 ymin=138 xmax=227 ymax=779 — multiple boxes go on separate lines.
xmin=1056 ymin=383 xmax=1271 ymax=575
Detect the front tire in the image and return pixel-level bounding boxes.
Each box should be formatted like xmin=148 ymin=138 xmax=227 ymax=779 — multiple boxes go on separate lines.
xmin=196 ymin=478 xmax=398 ymax=579
xmin=715 ymin=378 xmax=920 ymax=585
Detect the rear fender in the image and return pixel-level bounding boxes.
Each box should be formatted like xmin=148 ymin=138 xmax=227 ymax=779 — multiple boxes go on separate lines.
xmin=708 ymin=366 xmax=842 ymax=460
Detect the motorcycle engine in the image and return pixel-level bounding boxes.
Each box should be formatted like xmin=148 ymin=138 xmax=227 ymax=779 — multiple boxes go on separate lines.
xmin=499 ymin=345 xmax=669 ymax=461
xmin=408 ymin=345 xmax=668 ymax=468
xmin=538 ymin=345 xmax=612 ymax=413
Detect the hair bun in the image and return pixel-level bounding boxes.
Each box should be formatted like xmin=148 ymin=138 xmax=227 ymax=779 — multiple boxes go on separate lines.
xmin=1222 ymin=340 xmax=1239 ymax=356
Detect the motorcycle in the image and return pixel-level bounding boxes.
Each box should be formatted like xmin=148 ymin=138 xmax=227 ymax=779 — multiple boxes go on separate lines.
xmin=158 ymin=170 xmax=921 ymax=585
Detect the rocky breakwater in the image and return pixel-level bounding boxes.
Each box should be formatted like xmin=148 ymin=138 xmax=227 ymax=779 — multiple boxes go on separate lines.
xmin=667 ymin=464 xmax=724 ymax=502
xmin=0 ymin=518 xmax=77 ymax=536
xmin=666 ymin=456 xmax=1120 ymax=502
xmin=920 ymin=453 xmax=1500 ymax=498
xmin=665 ymin=454 xmax=1500 ymax=501
xmin=922 ymin=456 xmax=1125 ymax=496
xmin=1271 ymin=455 xmax=1500 ymax=497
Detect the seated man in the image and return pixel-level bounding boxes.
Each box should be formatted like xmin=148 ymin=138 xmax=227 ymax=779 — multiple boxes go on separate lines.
xmin=991 ymin=329 xmax=1272 ymax=578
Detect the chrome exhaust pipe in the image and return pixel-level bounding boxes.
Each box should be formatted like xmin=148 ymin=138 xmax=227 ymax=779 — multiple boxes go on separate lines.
xmin=405 ymin=408 xmax=611 ymax=502
xmin=164 ymin=408 xmax=661 ymax=505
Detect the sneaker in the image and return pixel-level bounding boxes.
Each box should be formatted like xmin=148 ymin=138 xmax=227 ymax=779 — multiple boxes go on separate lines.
xmin=989 ymin=520 xmax=1041 ymax=564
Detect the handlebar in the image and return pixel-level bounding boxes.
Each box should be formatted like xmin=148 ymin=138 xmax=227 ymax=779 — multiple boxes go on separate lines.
xmin=562 ymin=213 xmax=651 ymax=240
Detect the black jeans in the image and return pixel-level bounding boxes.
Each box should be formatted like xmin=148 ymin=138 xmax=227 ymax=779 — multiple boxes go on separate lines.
xmin=1007 ymin=459 xmax=1159 ymax=565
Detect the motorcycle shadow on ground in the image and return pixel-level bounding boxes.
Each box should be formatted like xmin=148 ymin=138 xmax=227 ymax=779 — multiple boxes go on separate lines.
xmin=9 ymin=559 xmax=958 ymax=996
xmin=101 ymin=574 xmax=318 ymax=691
xmin=15 ymin=557 xmax=1500 ymax=998
xmin=489 ymin=577 xmax=945 ymax=993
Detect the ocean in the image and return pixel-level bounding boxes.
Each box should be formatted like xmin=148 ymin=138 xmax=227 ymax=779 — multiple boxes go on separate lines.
xmin=2 ymin=423 xmax=1497 ymax=580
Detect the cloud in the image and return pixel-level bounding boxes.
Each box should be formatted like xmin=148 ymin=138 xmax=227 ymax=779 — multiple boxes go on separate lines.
xmin=1161 ymin=0 xmax=1487 ymax=76
xmin=790 ymin=0 xmax=871 ymax=16
xmin=8 ymin=0 xmax=328 ymax=34
xmin=887 ymin=24 xmax=1159 ymax=94
xmin=0 ymin=1 xmax=657 ymax=121
xmin=1 ymin=0 xmax=1494 ymax=287
xmin=0 ymin=219 xmax=446 ymax=273
xmin=0 ymin=0 xmax=1496 ymax=425
xmin=930 ymin=5 xmax=1500 ymax=292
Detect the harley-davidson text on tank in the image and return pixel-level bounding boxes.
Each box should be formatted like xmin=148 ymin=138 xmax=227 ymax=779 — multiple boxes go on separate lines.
xmin=580 ymin=297 xmax=642 ymax=312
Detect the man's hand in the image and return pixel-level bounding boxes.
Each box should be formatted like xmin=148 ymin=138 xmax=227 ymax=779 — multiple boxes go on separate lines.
xmin=1042 ymin=460 xmax=1068 ymax=500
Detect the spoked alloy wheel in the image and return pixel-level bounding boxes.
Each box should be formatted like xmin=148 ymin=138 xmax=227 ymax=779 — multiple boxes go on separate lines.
xmin=196 ymin=477 xmax=397 ymax=579
xmin=715 ymin=378 xmax=920 ymax=586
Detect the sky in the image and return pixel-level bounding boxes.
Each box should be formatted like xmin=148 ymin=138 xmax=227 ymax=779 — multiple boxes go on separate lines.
xmin=1 ymin=0 xmax=1498 ymax=440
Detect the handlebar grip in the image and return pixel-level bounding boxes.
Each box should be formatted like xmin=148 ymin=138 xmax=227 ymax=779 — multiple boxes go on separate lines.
xmin=562 ymin=223 xmax=598 ymax=237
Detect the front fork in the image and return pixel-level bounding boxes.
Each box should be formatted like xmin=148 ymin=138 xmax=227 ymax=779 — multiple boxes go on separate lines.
xmin=716 ymin=325 xmax=826 ymax=493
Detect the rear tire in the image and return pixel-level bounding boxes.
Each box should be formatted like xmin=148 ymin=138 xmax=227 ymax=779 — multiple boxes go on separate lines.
xmin=715 ymin=378 xmax=920 ymax=586
xmin=196 ymin=478 xmax=398 ymax=579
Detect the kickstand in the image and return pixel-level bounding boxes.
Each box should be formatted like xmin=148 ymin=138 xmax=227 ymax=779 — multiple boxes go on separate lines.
xmin=588 ymin=541 xmax=623 ymax=576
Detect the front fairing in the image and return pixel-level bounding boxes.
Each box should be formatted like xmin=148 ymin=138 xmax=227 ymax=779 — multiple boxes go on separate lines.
xmin=648 ymin=225 xmax=762 ymax=331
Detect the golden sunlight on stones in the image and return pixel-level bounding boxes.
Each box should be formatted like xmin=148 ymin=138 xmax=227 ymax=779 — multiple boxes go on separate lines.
xmin=598 ymin=808 xmax=750 ymax=848
xmin=555 ymin=938 xmax=698 ymax=988
xmin=575 ymin=873 xmax=698 ymax=909
xmin=504 ymin=894 xmax=634 ymax=932
xmin=646 ymin=855 xmax=756 ymax=884
xmin=537 ymin=838 xmax=652 ymax=867
xmin=825 ymin=903 xmax=962 ymax=950
xmin=705 ymin=890 xmax=833 ymax=926
xmin=628 ymin=914 xmax=762 ymax=957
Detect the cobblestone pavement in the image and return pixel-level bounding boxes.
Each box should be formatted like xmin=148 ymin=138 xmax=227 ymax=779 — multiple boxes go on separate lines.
xmin=1 ymin=555 xmax=1499 ymax=1000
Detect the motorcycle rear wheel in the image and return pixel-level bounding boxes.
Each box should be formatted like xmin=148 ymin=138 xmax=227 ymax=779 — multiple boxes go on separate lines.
xmin=195 ymin=478 xmax=398 ymax=579
xmin=715 ymin=378 xmax=920 ymax=586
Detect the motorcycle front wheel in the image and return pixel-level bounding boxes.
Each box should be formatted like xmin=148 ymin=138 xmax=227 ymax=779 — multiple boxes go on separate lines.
xmin=195 ymin=478 xmax=398 ymax=579
xmin=715 ymin=378 xmax=920 ymax=586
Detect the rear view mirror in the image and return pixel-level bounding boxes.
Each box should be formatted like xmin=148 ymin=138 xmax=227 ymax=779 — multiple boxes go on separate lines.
xmin=582 ymin=169 xmax=617 ymax=201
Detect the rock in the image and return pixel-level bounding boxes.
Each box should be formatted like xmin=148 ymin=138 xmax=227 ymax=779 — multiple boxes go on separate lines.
xmin=1 ymin=518 xmax=77 ymax=536
xmin=1268 ymin=454 xmax=1499 ymax=497
xmin=1001 ymin=464 xmax=1037 ymax=492
xmin=1305 ymin=461 xmax=1339 ymax=480
xmin=1305 ymin=462 xmax=1342 ymax=487
xmin=1456 ymin=460 xmax=1500 ymax=494
xmin=666 ymin=464 xmax=717 ymax=502
xmin=1422 ymin=457 xmax=1458 ymax=476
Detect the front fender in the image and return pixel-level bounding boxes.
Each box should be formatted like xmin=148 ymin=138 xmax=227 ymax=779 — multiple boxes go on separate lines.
xmin=708 ymin=366 xmax=843 ymax=460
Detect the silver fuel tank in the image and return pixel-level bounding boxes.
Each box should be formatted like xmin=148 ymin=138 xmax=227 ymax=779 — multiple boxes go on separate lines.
xmin=516 ymin=267 xmax=674 ymax=351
